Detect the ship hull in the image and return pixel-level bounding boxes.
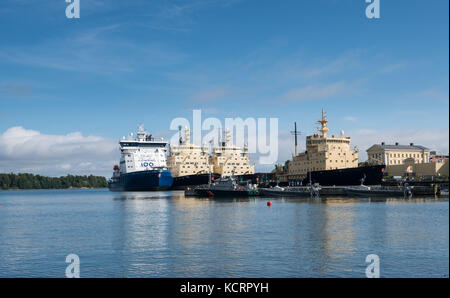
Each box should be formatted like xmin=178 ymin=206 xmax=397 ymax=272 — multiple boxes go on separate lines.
xmin=194 ymin=188 xmax=259 ymax=197
xmin=345 ymin=188 xmax=408 ymax=197
xmin=171 ymin=173 xmax=221 ymax=190
xmin=259 ymin=188 xmax=312 ymax=197
xmin=290 ymin=165 xmax=386 ymax=186
xmin=108 ymin=169 xmax=173 ymax=192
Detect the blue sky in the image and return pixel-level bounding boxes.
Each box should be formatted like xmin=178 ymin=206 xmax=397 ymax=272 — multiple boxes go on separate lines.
xmin=0 ymin=0 xmax=448 ymax=176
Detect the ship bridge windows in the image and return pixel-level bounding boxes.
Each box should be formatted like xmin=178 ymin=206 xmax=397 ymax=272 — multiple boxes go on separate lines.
xmin=120 ymin=142 xmax=167 ymax=148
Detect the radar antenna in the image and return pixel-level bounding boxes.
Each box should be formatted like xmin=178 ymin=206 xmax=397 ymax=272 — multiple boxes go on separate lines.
xmin=317 ymin=108 xmax=329 ymax=138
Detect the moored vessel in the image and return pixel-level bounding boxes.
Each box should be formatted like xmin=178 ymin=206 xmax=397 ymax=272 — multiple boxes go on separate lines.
xmin=299 ymin=165 xmax=385 ymax=186
xmin=259 ymin=185 xmax=321 ymax=198
xmin=167 ymin=127 xmax=213 ymax=189
xmin=192 ymin=175 xmax=259 ymax=197
xmin=344 ymin=184 xmax=413 ymax=197
xmin=167 ymin=127 xmax=255 ymax=189
xmin=279 ymin=109 xmax=385 ymax=186
xmin=108 ymin=125 xmax=173 ymax=191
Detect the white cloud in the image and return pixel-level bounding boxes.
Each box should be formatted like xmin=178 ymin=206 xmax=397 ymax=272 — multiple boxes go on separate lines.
xmin=277 ymin=81 xmax=350 ymax=102
xmin=157 ymin=0 xmax=244 ymax=19
xmin=1 ymin=82 xmax=33 ymax=97
xmin=283 ymin=52 xmax=363 ymax=80
xmin=415 ymin=88 xmax=449 ymax=103
xmin=0 ymin=24 xmax=187 ymax=74
xmin=344 ymin=116 xmax=357 ymax=121
xmin=0 ymin=127 xmax=118 ymax=177
xmin=187 ymin=87 xmax=228 ymax=103
xmin=379 ymin=63 xmax=406 ymax=74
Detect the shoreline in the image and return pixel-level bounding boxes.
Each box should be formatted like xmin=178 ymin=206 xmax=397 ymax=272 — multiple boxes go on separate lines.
xmin=0 ymin=187 xmax=108 ymax=191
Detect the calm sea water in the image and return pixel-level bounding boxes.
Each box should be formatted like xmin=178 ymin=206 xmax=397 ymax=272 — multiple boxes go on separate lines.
xmin=0 ymin=189 xmax=448 ymax=278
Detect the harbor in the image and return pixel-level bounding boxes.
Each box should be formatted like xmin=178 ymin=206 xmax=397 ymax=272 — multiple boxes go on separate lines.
xmin=107 ymin=109 xmax=449 ymax=199
xmin=185 ymin=183 xmax=447 ymax=198
xmin=0 ymin=0 xmax=448 ymax=282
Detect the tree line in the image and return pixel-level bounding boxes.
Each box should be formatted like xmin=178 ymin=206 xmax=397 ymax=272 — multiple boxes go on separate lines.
xmin=0 ymin=173 xmax=108 ymax=190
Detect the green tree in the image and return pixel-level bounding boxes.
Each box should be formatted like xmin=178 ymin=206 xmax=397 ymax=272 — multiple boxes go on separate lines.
xmin=0 ymin=173 xmax=108 ymax=190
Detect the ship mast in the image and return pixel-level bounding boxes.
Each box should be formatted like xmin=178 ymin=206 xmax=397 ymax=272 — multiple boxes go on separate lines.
xmin=290 ymin=122 xmax=301 ymax=156
xmin=137 ymin=124 xmax=146 ymax=141
xmin=317 ymin=108 xmax=329 ymax=138
xmin=184 ymin=126 xmax=190 ymax=145
xmin=178 ymin=125 xmax=182 ymax=145
xmin=225 ymin=129 xmax=231 ymax=146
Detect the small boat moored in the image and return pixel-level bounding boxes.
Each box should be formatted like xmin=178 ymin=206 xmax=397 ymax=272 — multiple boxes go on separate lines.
xmin=345 ymin=184 xmax=413 ymax=197
xmin=190 ymin=176 xmax=259 ymax=197
xmin=439 ymin=188 xmax=449 ymax=197
xmin=259 ymin=184 xmax=321 ymax=198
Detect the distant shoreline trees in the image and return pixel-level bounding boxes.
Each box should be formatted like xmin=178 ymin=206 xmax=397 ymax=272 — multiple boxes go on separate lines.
xmin=0 ymin=173 xmax=108 ymax=190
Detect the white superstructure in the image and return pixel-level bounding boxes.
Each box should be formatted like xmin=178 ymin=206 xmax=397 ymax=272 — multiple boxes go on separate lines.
xmin=167 ymin=127 xmax=255 ymax=178
xmin=211 ymin=129 xmax=255 ymax=176
xmin=167 ymin=127 xmax=211 ymax=177
xmin=118 ymin=124 xmax=169 ymax=174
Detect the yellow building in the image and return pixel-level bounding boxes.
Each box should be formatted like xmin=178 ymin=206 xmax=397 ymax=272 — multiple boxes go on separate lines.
xmin=385 ymin=158 xmax=449 ymax=177
xmin=286 ymin=109 xmax=359 ymax=180
xmin=366 ymin=143 xmax=430 ymax=166
xmin=210 ymin=129 xmax=255 ymax=176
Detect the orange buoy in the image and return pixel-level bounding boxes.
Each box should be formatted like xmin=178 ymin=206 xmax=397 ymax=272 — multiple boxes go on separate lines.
xmin=267 ymin=201 xmax=272 ymax=206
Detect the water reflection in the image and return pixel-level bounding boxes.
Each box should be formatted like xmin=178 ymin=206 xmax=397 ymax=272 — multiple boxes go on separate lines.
xmin=85 ymin=191 xmax=450 ymax=277
xmin=165 ymin=196 xmax=260 ymax=277
xmin=111 ymin=191 xmax=179 ymax=277
xmin=0 ymin=189 xmax=446 ymax=277
xmin=113 ymin=191 xmax=178 ymax=201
